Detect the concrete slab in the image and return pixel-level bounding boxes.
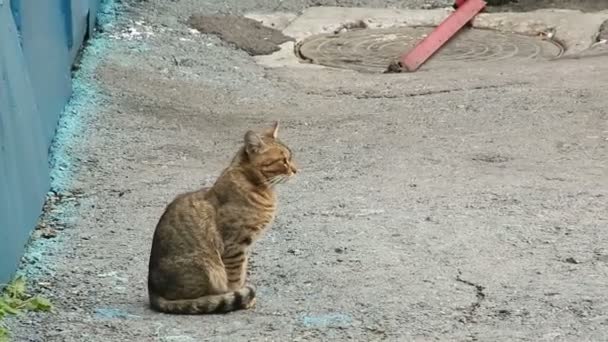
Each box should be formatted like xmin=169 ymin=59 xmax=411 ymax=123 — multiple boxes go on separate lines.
xmin=472 ymin=9 xmax=608 ymax=54
xmin=251 ymin=6 xmax=608 ymax=69
xmin=244 ymin=12 xmax=299 ymax=31
xmin=280 ymin=7 xmax=453 ymax=41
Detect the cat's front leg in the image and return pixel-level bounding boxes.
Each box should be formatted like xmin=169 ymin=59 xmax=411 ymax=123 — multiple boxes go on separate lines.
xmin=222 ymin=248 xmax=248 ymax=290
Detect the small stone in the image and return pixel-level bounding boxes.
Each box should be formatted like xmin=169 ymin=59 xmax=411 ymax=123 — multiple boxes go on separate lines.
xmin=287 ymin=248 xmax=301 ymax=255
xmin=365 ymin=326 xmax=386 ymax=333
xmin=334 ymin=247 xmax=344 ymax=253
xmin=497 ymin=309 xmax=511 ymax=317
xmin=564 ymin=257 xmax=580 ymax=264
xmin=41 ymin=228 xmax=58 ymax=239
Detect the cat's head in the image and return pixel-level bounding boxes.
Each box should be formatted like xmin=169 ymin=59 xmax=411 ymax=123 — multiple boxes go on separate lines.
xmin=243 ymin=122 xmax=298 ymax=185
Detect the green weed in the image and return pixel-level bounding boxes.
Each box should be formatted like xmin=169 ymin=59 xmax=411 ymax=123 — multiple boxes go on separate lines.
xmin=0 ymin=276 xmax=53 ymax=341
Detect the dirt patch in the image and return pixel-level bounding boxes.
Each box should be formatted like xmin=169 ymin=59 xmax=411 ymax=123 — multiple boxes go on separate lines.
xmin=187 ymin=15 xmax=294 ymax=56
xmin=487 ymin=0 xmax=608 ymax=12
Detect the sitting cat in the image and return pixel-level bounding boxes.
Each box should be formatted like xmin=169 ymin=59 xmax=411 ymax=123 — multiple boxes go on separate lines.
xmin=148 ymin=122 xmax=297 ymax=314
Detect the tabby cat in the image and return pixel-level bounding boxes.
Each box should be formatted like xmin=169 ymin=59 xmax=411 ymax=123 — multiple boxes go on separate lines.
xmin=148 ymin=122 xmax=297 ymax=314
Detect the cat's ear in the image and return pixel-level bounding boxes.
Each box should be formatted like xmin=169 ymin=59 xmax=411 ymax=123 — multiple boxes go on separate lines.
xmin=264 ymin=121 xmax=279 ymax=139
xmin=244 ymin=130 xmax=266 ymax=155
xmin=270 ymin=121 xmax=279 ymax=139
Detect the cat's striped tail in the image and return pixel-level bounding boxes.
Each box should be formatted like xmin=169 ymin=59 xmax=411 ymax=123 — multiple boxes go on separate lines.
xmin=149 ymin=285 xmax=256 ymax=314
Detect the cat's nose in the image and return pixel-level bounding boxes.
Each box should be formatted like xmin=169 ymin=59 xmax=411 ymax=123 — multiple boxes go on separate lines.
xmin=290 ymin=164 xmax=298 ymax=174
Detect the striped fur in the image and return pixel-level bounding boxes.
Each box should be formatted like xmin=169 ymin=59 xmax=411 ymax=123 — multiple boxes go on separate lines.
xmin=148 ymin=122 xmax=297 ymax=314
xmin=150 ymin=286 xmax=256 ymax=314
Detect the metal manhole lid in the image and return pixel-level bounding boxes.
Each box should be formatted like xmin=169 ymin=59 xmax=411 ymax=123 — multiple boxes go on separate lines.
xmin=296 ymin=26 xmax=563 ymax=73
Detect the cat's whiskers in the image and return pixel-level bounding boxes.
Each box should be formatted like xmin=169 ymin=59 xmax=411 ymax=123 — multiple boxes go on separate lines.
xmin=266 ymin=174 xmax=292 ymax=186
xmin=266 ymin=176 xmax=281 ymax=187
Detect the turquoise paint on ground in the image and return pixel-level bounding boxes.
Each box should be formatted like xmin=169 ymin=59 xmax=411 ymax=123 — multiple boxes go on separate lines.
xmin=94 ymin=307 xmax=138 ymax=319
xmin=49 ymin=0 xmax=115 ymax=194
xmin=301 ymin=313 xmax=353 ymax=328
xmin=96 ymin=0 xmax=118 ymax=27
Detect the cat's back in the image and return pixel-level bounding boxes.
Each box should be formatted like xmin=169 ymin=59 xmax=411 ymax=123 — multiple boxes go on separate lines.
xmin=153 ymin=187 xmax=214 ymax=236
xmin=149 ymin=187 xmax=217 ymax=267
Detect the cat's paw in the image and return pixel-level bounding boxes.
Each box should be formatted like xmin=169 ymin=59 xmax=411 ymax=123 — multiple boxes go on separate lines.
xmin=245 ymin=297 xmax=257 ymax=309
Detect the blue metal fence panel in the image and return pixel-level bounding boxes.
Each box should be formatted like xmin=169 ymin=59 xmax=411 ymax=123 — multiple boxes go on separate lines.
xmin=0 ymin=0 xmax=103 ymax=283
xmin=16 ymin=0 xmax=73 ymax=143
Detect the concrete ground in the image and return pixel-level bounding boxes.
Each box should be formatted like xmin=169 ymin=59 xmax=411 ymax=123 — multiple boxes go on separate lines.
xmin=6 ymin=0 xmax=608 ymax=341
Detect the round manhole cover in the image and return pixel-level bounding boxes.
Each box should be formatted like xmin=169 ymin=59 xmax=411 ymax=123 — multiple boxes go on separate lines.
xmin=296 ymin=27 xmax=563 ymax=73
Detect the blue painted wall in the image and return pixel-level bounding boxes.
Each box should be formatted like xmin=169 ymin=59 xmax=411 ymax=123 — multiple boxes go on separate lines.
xmin=0 ymin=0 xmax=103 ymax=283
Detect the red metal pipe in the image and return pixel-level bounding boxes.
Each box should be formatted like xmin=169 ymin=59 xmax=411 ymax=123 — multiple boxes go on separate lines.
xmin=399 ymin=0 xmax=486 ymax=72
